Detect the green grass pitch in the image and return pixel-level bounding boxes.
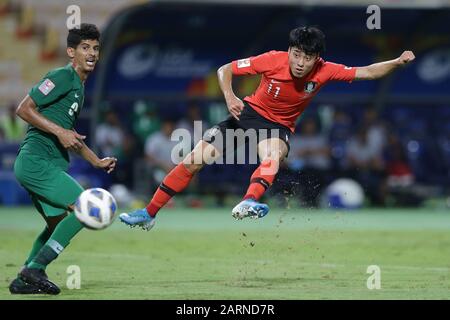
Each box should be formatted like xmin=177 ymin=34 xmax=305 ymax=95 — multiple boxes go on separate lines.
xmin=1 ymin=206 xmax=450 ymax=299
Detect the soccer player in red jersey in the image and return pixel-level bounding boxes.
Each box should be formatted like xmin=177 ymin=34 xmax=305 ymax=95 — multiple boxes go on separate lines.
xmin=120 ymin=26 xmax=415 ymax=230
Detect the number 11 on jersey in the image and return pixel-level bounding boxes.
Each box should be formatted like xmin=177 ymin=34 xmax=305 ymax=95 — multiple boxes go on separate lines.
xmin=267 ymin=83 xmax=280 ymax=99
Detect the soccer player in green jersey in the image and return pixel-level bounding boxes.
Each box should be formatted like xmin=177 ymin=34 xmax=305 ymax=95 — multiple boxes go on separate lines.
xmin=9 ymin=23 xmax=117 ymax=295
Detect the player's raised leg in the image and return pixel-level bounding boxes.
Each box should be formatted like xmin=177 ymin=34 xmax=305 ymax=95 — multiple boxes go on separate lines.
xmin=119 ymin=140 xmax=221 ymax=230
xmin=232 ymin=137 xmax=288 ymax=220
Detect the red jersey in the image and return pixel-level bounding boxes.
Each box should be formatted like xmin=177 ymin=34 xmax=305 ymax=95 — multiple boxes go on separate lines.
xmin=231 ymin=50 xmax=356 ymax=132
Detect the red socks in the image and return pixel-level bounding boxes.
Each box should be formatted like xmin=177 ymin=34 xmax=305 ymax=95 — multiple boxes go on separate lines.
xmin=146 ymin=163 xmax=193 ymax=217
xmin=243 ymin=159 xmax=279 ymax=201
xmin=145 ymin=159 xmax=278 ymax=217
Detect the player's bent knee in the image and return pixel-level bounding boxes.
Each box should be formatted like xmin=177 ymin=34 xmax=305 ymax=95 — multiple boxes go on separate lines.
xmin=258 ymin=138 xmax=288 ymax=161
xmin=184 ymin=162 xmax=204 ymax=174
xmin=259 ymin=158 xmax=280 ymax=175
xmin=186 ymin=140 xmax=221 ymax=167
xmin=46 ymin=212 xmax=68 ymax=232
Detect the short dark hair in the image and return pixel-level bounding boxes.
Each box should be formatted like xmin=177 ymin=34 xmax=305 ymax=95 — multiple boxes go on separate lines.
xmin=67 ymin=23 xmax=100 ymax=48
xmin=289 ymin=26 xmax=325 ymax=56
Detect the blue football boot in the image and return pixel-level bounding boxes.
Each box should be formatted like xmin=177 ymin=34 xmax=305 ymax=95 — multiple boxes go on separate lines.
xmin=119 ymin=208 xmax=156 ymax=231
xmin=231 ymin=199 xmax=269 ymax=220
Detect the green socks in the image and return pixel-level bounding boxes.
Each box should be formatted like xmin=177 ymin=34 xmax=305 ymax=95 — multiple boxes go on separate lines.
xmin=24 ymin=227 xmax=52 ymax=266
xmin=27 ymin=213 xmax=84 ymax=270
xmin=27 ymin=245 xmax=59 ymax=270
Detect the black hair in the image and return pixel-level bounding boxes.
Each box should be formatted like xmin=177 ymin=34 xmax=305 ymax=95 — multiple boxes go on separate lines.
xmin=289 ymin=26 xmax=325 ymax=56
xmin=67 ymin=23 xmax=100 ymax=48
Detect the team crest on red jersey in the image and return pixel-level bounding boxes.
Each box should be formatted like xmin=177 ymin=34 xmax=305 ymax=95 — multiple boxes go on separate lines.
xmin=304 ymin=81 xmax=317 ymax=93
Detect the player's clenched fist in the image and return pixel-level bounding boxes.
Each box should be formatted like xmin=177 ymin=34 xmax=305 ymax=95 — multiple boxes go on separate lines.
xmin=397 ymin=51 xmax=415 ymax=65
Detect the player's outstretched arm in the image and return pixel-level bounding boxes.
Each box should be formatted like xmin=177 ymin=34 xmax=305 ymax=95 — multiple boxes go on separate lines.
xmin=217 ymin=63 xmax=244 ymax=120
xmin=74 ymin=137 xmax=117 ymax=174
xmin=354 ymin=51 xmax=415 ymax=81
xmin=16 ymin=95 xmax=86 ymax=150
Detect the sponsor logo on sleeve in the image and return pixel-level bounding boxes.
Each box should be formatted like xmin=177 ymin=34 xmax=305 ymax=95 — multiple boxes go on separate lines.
xmin=38 ymin=79 xmax=56 ymax=96
xmin=237 ymin=58 xmax=251 ymax=68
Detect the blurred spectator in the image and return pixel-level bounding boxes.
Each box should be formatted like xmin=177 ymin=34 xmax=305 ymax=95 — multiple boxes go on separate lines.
xmin=143 ymin=118 xmax=201 ymax=204
xmin=176 ymin=102 xmax=209 ymax=148
xmin=131 ymin=100 xmax=160 ymax=148
xmin=347 ymin=126 xmax=384 ymax=172
xmin=385 ymin=133 xmax=414 ymax=188
xmin=1 ymin=104 xmax=27 ymax=142
xmin=328 ymin=109 xmax=352 ymax=169
xmin=290 ymin=118 xmax=331 ymax=171
xmin=271 ymin=118 xmax=331 ymax=207
xmin=290 ymin=118 xmax=331 ymax=207
xmin=437 ymin=124 xmax=450 ymax=180
xmin=95 ymin=110 xmax=125 ymax=158
xmin=144 ymin=119 xmax=189 ymax=189
xmin=95 ymin=109 xmax=135 ymax=187
xmin=346 ymin=126 xmax=386 ymax=206
xmin=384 ymin=132 xmax=424 ymax=206
xmin=362 ymin=107 xmax=387 ymax=154
xmin=0 ymin=127 xmax=5 ymax=142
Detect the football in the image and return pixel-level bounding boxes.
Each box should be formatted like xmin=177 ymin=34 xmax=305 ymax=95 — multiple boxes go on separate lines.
xmin=324 ymin=178 xmax=365 ymax=209
xmin=74 ymin=188 xmax=118 ymax=230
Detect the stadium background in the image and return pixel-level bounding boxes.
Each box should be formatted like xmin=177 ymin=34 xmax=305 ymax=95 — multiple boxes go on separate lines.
xmin=1 ymin=0 xmax=450 ymax=300
xmin=1 ymin=0 xmax=449 ymax=209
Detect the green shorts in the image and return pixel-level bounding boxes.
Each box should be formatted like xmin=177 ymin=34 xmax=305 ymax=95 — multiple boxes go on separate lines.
xmin=14 ymin=151 xmax=84 ymax=217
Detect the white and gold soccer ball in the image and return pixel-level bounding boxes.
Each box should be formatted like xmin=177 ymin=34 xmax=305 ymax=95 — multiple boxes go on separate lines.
xmin=74 ymin=188 xmax=118 ymax=230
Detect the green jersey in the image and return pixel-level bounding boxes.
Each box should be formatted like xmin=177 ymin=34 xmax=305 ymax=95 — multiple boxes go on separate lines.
xmin=20 ymin=64 xmax=84 ymax=169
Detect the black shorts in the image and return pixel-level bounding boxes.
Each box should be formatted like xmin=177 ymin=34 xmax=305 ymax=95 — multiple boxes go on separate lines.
xmin=203 ymin=102 xmax=291 ymax=157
